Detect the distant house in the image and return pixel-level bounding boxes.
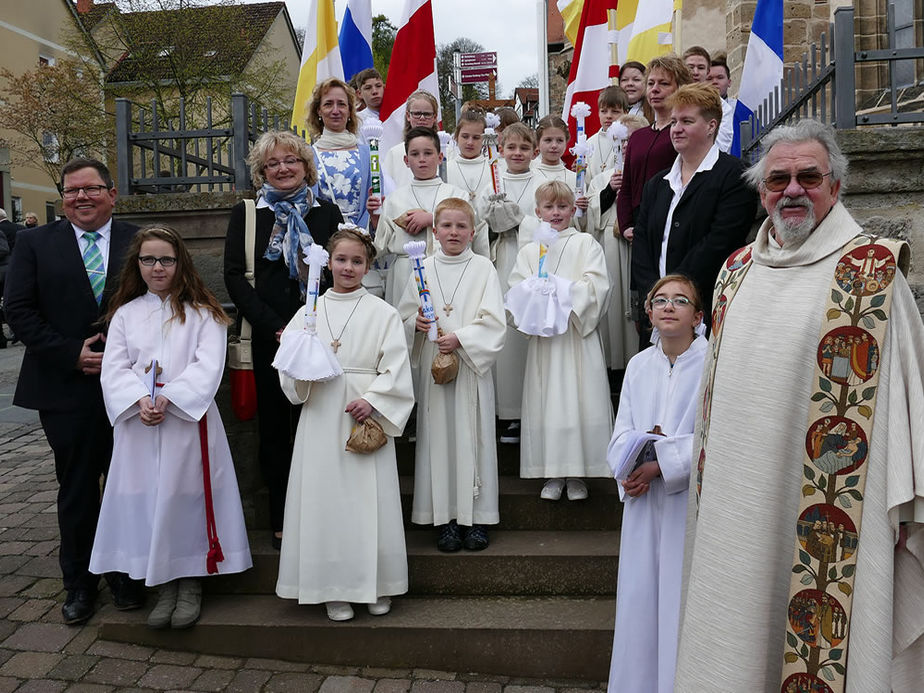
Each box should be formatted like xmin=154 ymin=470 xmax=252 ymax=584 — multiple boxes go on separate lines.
xmin=514 ymin=88 xmax=540 ymax=127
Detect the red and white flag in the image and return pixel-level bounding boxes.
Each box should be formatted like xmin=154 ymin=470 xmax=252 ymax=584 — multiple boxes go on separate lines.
xmin=379 ymin=0 xmax=440 ymax=193
xmin=562 ymin=0 xmax=619 ymax=159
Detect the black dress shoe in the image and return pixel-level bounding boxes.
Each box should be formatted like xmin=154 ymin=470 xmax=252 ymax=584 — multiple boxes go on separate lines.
xmin=62 ymin=589 xmax=97 ymax=625
xmin=111 ymin=576 xmax=145 ymax=611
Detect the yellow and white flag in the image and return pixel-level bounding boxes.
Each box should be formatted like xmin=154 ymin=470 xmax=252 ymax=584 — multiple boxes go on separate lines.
xmin=290 ymin=0 xmax=343 ymax=132
xmin=556 ymin=0 xmax=585 ymax=47
xmin=626 ymin=0 xmax=678 ymax=65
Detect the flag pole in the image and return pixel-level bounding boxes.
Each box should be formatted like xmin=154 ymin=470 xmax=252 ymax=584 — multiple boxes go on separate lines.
xmin=537 ymin=0 xmax=550 ymax=118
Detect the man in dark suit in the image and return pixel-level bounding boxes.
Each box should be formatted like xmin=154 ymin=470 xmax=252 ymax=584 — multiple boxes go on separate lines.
xmin=3 ymin=158 xmax=143 ymax=624
xmin=0 ymin=208 xmax=15 ymax=348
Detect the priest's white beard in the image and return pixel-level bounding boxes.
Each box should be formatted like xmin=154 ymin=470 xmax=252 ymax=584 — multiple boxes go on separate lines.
xmin=771 ymin=195 xmax=816 ymax=245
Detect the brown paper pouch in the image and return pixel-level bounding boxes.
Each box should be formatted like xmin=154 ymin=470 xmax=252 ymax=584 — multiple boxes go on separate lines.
xmin=345 ymin=418 xmax=387 ymax=454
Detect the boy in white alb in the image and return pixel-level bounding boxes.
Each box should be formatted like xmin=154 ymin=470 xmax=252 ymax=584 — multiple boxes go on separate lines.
xmin=585 ymin=87 xmax=631 ymax=182
xmin=507 ymin=181 xmax=613 ymax=501
xmin=370 ymin=127 xmax=482 ymax=306
xmin=356 ymin=68 xmax=385 ymax=144
xmin=397 ymin=198 xmax=506 ymax=552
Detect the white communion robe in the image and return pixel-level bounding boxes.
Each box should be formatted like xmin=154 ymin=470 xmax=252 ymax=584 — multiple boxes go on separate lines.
xmin=530 ymin=159 xmax=578 ymax=191
xmin=508 ymin=227 xmax=614 ymax=479
xmin=373 ymin=177 xmax=485 ymax=306
xmin=606 ymin=335 xmax=707 ymax=693
xmin=586 ymin=130 xmax=615 ymax=182
xmin=396 ymin=248 xmax=507 ymax=526
xmin=675 ymin=203 xmax=924 ymax=692
xmin=90 ymin=293 xmax=252 ymax=586
xmin=475 ymin=169 xmax=541 ymax=419
xmin=586 ymin=168 xmax=637 ymax=370
xmin=276 ymin=288 xmax=415 ymax=605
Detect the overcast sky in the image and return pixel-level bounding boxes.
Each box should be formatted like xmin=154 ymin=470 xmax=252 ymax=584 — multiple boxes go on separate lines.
xmin=247 ymin=0 xmax=544 ymax=95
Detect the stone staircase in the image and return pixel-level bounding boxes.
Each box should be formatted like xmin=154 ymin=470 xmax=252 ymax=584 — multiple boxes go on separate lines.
xmin=98 ymin=438 xmax=622 ymax=681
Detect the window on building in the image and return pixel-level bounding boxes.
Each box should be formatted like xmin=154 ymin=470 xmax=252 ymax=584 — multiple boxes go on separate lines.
xmin=41 ymin=132 xmax=59 ymax=163
xmin=11 ymin=197 xmax=22 ymax=222
xmin=45 ymin=202 xmax=56 ymax=223
xmin=893 ymin=0 xmax=916 ymax=88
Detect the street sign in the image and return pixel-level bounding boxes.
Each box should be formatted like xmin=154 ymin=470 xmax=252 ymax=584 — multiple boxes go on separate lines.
xmin=460 ymin=52 xmax=497 ymax=68
xmin=459 ymin=67 xmax=498 ymax=84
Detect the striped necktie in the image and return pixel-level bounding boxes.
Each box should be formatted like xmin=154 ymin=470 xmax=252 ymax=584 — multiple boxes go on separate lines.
xmin=81 ymin=231 xmax=105 ymax=305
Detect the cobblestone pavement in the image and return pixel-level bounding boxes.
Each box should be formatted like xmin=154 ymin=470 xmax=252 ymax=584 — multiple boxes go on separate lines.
xmin=0 ymin=343 xmax=606 ymax=692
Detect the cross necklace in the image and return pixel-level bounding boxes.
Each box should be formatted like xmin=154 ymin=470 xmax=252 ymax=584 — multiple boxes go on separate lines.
xmin=432 ymin=257 xmax=473 ymax=316
xmin=323 ymin=295 xmax=365 ymax=352
xmin=410 ymin=182 xmax=442 ymax=219
xmin=454 ymin=160 xmax=486 ymax=201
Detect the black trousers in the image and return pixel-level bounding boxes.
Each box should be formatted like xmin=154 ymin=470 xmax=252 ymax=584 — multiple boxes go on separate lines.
xmin=253 ymin=339 xmax=300 ymax=532
xmin=40 ymin=400 xmax=113 ymax=593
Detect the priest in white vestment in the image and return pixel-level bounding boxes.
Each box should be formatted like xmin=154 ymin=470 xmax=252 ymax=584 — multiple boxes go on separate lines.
xmin=675 ymin=120 xmax=924 ymax=693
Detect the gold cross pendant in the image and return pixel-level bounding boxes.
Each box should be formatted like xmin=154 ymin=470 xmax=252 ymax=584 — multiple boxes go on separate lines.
xmin=330 ymin=339 xmax=341 ymax=353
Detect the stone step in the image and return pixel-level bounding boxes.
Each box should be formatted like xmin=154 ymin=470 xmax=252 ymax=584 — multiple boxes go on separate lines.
xmin=394 ymin=439 xmax=522 ymax=477
xmin=209 ymin=529 xmax=619 ymax=597
xmin=252 ymin=477 xmax=623 ymax=532
xmin=99 ymin=593 xmax=615 ymax=681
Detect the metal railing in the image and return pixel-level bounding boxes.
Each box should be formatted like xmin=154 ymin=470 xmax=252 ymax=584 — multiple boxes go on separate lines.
xmin=740 ymin=5 xmax=924 ymax=161
xmin=115 ymin=94 xmax=291 ymax=194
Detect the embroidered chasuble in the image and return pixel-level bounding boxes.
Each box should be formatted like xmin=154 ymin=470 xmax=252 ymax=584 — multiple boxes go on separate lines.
xmin=675 ymin=203 xmax=924 ymax=693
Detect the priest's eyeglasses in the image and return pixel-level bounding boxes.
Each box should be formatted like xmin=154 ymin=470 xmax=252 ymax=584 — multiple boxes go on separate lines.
xmin=139 ymin=256 xmax=177 ymax=267
xmin=62 ymin=185 xmax=110 ymax=199
xmin=762 ymin=170 xmax=832 ymax=192
xmin=650 ymin=296 xmax=692 ymax=309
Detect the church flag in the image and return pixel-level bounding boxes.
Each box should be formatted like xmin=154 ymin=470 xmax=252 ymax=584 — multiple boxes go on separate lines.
xmin=731 ymin=0 xmax=784 ymax=156
xmin=625 ymin=0 xmax=675 ymax=64
xmin=378 ymin=0 xmax=439 ymax=193
xmin=291 ymin=0 xmax=343 ymax=131
xmin=556 ymin=0 xmax=585 ymax=47
xmin=339 ymin=0 xmax=374 ymax=82
xmin=561 ymin=0 xmax=619 ymax=161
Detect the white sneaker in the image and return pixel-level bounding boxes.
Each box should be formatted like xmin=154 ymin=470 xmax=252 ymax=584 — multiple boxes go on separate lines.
xmin=367 ymin=597 xmax=392 ymax=616
xmin=325 ymin=601 xmax=354 ymax=621
xmin=540 ymin=478 xmax=565 ymax=500
xmin=566 ymin=478 xmax=588 ymax=501
xmin=500 ymin=421 xmax=520 ymax=444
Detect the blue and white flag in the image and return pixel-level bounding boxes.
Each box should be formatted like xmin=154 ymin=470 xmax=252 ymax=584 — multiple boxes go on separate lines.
xmin=339 ymin=0 xmax=374 ymax=82
xmin=731 ymin=0 xmax=783 ymax=156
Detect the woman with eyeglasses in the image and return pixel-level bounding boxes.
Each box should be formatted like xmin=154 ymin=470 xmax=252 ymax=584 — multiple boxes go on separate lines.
xmin=223 ymin=130 xmax=343 ymax=551
xmin=379 ymin=89 xmax=439 ymax=192
xmin=631 ymin=83 xmax=757 ymax=344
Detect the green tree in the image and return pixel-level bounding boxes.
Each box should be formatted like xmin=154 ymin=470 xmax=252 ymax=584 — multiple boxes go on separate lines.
xmin=437 ymin=38 xmax=488 ymax=132
xmin=372 ymin=14 xmax=397 ymax=78
xmin=0 ymin=58 xmax=110 ymax=190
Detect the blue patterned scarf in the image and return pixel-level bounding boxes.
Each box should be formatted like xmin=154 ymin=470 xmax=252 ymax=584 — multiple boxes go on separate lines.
xmin=261 ymin=183 xmax=315 ymax=291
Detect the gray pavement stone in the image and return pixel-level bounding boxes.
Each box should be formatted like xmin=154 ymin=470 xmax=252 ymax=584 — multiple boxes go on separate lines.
xmin=0 ymin=542 xmax=31 ymax=556
xmin=410 ymin=682 xmax=466 ymax=693
xmin=501 ymin=687 xmax=555 ymax=693
xmin=373 ymin=679 xmax=412 ymax=693
xmin=0 ymin=556 xmax=28 ymax=574
xmin=149 ymin=649 xmax=198 ymax=665
xmin=362 ymin=667 xmax=413 ymax=679
xmin=63 ymin=684 xmax=115 ymax=693
xmin=0 ymin=599 xmax=23 ymax=619
xmin=0 ymin=676 xmax=18 ymax=693
xmin=1 ymin=621 xmax=77 ymax=652
xmin=136 ymin=663 xmax=202 ymax=690
xmin=48 ymin=654 xmax=100 ymax=681
xmin=188 ymin=668 xmax=235 ymax=692
xmin=18 ymin=555 xmax=61 ymax=578
xmin=464 ymin=684 xmax=502 ymax=693
xmin=413 ymin=670 xmax=458 ymax=681
xmin=15 ymin=680 xmax=67 ymax=692
xmin=8 ymin=598 xmax=56 ymax=621
xmin=313 ymin=664 xmax=361 ymax=676
xmin=84 ymin=658 xmax=149 ymax=687
xmin=318 ymin=675 xmax=375 ymax=693
xmin=20 ymin=577 xmax=62 ymax=599
xmin=0 ymin=649 xmax=12 ymax=666
xmin=0 ymin=650 xmax=63 ymax=677
xmin=62 ymin=624 xmax=99 ymax=654
xmin=245 ymin=656 xmax=311 ymax=672
xmin=0 ymin=624 xmax=14 ymax=646
xmin=225 ymin=669 xmax=272 ymax=692
xmin=264 ymin=672 xmax=324 ymax=692
xmin=25 ymin=540 xmax=59 ymax=557
xmin=86 ymin=641 xmax=155 ymax=662
xmin=192 ymin=653 xmax=244 ymax=669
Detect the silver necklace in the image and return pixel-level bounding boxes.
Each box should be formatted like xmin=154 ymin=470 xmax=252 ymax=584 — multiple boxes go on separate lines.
xmin=410 ymin=182 xmax=442 ymax=217
xmin=504 ymin=173 xmax=534 ymax=207
xmin=432 ymin=257 xmax=474 ymax=315
xmin=454 ymin=160 xmax=486 ymax=200
xmin=323 ymin=294 xmax=365 ymax=352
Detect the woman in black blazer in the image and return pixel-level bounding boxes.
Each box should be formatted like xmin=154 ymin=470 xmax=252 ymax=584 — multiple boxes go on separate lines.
xmin=224 ymin=130 xmax=343 ymax=549
xmin=631 ymin=83 xmax=758 ymax=340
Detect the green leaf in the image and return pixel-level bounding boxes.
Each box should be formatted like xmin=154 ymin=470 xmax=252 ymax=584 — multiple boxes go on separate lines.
xmin=870 ymin=294 xmax=886 ymax=307
xmin=800 ymin=573 xmax=814 ymax=585
xmin=848 ymin=390 xmax=858 ymax=404
xmin=845 ymin=475 xmax=860 ymax=487
xmin=802 ymin=484 xmax=817 ymax=497
xmin=821 ymin=666 xmax=835 ymax=681
xmin=831 ymin=662 xmax=846 ymax=675
xmin=831 ymin=289 xmax=843 ymax=303
xmin=793 ymin=564 xmax=808 ymax=574
xmin=844 ymin=296 xmax=855 ymax=312
xmin=819 ymin=378 xmax=832 ymax=393
xmin=872 ymin=309 xmax=887 ymax=320
xmin=862 ymin=386 xmax=876 ymax=400
xmin=858 ymin=404 xmax=873 ymax=418
xmin=861 ymin=315 xmax=875 ymax=329
xmin=827 ymin=308 xmax=843 ymax=320
xmin=800 ymin=643 xmax=809 ymax=658
xmin=799 ymin=549 xmax=812 ymax=565
xmin=818 ymin=474 xmax=827 ymax=490
xmin=847 ymin=489 xmax=863 ymax=500
xmin=829 ymin=566 xmax=838 ymax=580
xmin=820 ymin=401 xmax=835 ymax=413
xmin=787 ymin=631 xmax=798 ymax=648
xmin=811 ymin=392 xmax=830 ymax=402
xmin=784 ymin=652 xmax=799 ymax=664
xmin=804 ymin=465 xmax=816 ymax=481
xmin=829 ymin=648 xmax=843 ymax=661
xmin=839 ymin=495 xmax=853 ymax=509
xmin=838 ymin=581 xmax=853 ymax=596
xmin=842 ymin=564 xmax=855 ymax=578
